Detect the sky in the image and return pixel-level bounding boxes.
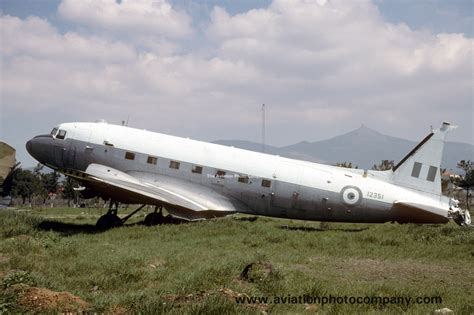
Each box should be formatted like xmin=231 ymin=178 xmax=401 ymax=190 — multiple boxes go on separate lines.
xmin=1 ymin=0 xmax=473 ymax=167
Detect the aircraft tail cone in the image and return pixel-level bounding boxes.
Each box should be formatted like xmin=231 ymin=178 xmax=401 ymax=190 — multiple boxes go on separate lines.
xmin=451 ymin=208 xmax=472 ymax=227
xmin=462 ymin=209 xmax=471 ymax=227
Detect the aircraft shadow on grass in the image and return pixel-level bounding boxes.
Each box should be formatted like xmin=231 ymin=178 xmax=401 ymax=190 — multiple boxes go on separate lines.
xmin=36 ymin=220 xmax=119 ymax=235
xmin=233 ymin=216 xmax=369 ymax=232
xmin=278 ymin=225 xmax=369 ymax=233
xmin=35 ymin=217 xmax=189 ymax=236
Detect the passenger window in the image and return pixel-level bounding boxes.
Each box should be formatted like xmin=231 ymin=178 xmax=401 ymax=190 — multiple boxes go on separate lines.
xmin=125 ymin=152 xmax=135 ymax=160
xmin=169 ymin=161 xmax=180 ymax=169
xmin=192 ymin=165 xmax=203 ymax=174
xmin=261 ymin=179 xmax=271 ymax=188
xmin=147 ymin=156 xmax=158 ymax=165
xmin=215 ymin=170 xmax=226 ymax=178
xmin=238 ymin=175 xmax=249 ymax=183
xmin=56 ymin=129 xmax=66 ymax=139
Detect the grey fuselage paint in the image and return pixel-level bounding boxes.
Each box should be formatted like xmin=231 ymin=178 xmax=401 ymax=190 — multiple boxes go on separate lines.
xmin=29 ymin=134 xmax=395 ymax=223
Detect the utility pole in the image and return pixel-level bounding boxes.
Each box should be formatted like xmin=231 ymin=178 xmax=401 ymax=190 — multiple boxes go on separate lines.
xmin=262 ymin=104 xmax=265 ymax=153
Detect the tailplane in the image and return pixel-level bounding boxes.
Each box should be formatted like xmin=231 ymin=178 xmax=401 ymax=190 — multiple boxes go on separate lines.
xmin=392 ymin=122 xmax=456 ymax=195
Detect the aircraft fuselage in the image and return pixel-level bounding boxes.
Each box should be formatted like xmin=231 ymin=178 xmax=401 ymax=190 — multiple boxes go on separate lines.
xmin=26 ymin=122 xmax=454 ymax=224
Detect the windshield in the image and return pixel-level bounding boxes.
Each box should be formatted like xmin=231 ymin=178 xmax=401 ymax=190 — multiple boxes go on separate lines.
xmin=50 ymin=127 xmax=58 ymax=137
xmin=56 ymin=129 xmax=67 ymax=140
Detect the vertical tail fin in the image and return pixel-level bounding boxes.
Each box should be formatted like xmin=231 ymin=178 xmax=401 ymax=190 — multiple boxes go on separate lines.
xmin=392 ymin=122 xmax=456 ymax=195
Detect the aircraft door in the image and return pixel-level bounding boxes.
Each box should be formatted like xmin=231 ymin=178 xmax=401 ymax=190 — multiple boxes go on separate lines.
xmin=63 ymin=129 xmax=76 ymax=168
xmin=271 ymin=161 xmax=302 ymax=214
xmin=53 ymin=143 xmax=65 ymax=168
xmin=74 ymin=126 xmax=93 ymax=171
xmin=299 ymin=167 xmax=334 ymax=212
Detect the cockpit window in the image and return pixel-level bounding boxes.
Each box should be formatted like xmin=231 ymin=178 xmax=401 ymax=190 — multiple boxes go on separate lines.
xmin=56 ymin=129 xmax=67 ymax=140
xmin=50 ymin=128 xmax=58 ymax=137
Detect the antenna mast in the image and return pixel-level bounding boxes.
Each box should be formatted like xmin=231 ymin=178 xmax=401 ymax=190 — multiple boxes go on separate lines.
xmin=262 ymin=104 xmax=265 ymax=153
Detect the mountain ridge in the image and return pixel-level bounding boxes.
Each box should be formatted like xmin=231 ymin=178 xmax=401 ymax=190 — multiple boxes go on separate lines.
xmin=213 ymin=125 xmax=473 ymax=171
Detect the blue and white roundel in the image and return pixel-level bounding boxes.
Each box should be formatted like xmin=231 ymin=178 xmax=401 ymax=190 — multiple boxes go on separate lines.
xmin=340 ymin=186 xmax=363 ymax=206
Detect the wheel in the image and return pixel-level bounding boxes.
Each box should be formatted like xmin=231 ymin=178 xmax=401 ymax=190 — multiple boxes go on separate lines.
xmin=144 ymin=212 xmax=165 ymax=226
xmin=96 ymin=213 xmax=123 ymax=229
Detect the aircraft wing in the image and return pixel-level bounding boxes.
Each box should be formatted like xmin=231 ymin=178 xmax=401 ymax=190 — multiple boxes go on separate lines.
xmin=0 ymin=141 xmax=16 ymax=185
xmin=393 ymin=201 xmax=449 ymax=224
xmin=79 ymin=163 xmax=245 ymax=221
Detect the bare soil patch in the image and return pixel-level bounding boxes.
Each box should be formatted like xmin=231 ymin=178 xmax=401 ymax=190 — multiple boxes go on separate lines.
xmin=17 ymin=286 xmax=88 ymax=313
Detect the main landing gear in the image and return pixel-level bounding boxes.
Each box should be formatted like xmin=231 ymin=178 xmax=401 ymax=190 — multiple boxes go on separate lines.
xmin=144 ymin=206 xmax=166 ymax=226
xmin=96 ymin=200 xmax=146 ymax=229
xmin=144 ymin=206 xmax=187 ymax=225
xmin=95 ymin=201 xmax=182 ymax=229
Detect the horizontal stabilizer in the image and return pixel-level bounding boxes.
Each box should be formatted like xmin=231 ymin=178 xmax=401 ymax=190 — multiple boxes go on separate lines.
xmin=393 ymin=201 xmax=449 ymax=224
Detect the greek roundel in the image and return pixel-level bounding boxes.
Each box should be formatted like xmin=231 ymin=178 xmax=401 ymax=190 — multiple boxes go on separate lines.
xmin=340 ymin=186 xmax=363 ymax=206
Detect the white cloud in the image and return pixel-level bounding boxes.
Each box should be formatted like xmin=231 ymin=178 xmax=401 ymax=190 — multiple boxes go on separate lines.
xmin=1 ymin=15 xmax=136 ymax=63
xmin=1 ymin=0 xmax=473 ymax=157
xmin=58 ymin=0 xmax=193 ymax=39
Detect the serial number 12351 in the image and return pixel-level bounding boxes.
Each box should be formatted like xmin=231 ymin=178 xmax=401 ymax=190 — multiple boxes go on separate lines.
xmin=366 ymin=191 xmax=384 ymax=200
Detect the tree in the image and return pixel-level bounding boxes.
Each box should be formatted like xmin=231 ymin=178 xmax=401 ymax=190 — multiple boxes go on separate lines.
xmin=1 ymin=162 xmax=21 ymax=197
xmin=41 ymin=171 xmax=60 ymax=194
xmin=10 ymin=164 xmax=60 ymax=206
xmin=40 ymin=171 xmax=60 ymax=206
xmin=372 ymin=160 xmax=394 ymax=171
xmin=29 ymin=163 xmax=60 ymax=206
xmin=11 ymin=169 xmax=42 ymax=204
xmin=456 ymin=160 xmax=474 ymax=209
xmin=335 ymin=162 xmax=358 ymax=169
xmin=62 ymin=177 xmax=80 ymax=207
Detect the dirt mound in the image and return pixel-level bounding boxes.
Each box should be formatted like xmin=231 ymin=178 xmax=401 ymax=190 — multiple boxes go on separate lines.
xmin=240 ymin=261 xmax=274 ymax=282
xmin=18 ymin=286 xmax=88 ymax=313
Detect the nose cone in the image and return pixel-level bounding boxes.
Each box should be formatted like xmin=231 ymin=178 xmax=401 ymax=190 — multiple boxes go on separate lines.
xmin=25 ymin=137 xmax=42 ymax=163
xmin=25 ymin=135 xmax=60 ymax=168
xmin=26 ymin=139 xmax=33 ymax=155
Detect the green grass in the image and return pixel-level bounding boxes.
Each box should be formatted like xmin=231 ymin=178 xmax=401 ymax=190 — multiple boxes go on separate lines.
xmin=0 ymin=207 xmax=473 ymax=314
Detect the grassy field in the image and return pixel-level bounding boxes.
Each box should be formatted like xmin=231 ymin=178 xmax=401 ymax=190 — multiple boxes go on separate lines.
xmin=0 ymin=206 xmax=473 ymax=314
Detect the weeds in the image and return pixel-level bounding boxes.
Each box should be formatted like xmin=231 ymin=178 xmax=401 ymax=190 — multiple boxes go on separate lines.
xmin=0 ymin=208 xmax=472 ymax=313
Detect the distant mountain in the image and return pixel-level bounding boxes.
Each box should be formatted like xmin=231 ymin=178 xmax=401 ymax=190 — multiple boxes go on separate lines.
xmin=213 ymin=125 xmax=473 ymax=171
xmin=212 ymin=140 xmax=279 ymax=154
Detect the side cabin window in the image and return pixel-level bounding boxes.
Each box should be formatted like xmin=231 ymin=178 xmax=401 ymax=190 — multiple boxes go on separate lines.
xmin=147 ymin=156 xmax=158 ymax=165
xmin=215 ymin=170 xmax=226 ymax=178
xmin=261 ymin=179 xmax=272 ymax=188
xmin=238 ymin=175 xmax=250 ymax=183
xmin=192 ymin=165 xmax=203 ymax=174
xmin=56 ymin=129 xmax=67 ymax=139
xmin=125 ymin=152 xmax=135 ymax=160
xmin=169 ymin=160 xmax=180 ymax=169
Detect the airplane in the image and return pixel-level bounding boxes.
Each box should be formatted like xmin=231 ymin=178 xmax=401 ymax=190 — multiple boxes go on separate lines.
xmin=0 ymin=141 xmax=17 ymax=207
xmin=25 ymin=120 xmax=471 ymax=229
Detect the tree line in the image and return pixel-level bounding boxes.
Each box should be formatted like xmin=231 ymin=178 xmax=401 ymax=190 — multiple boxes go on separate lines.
xmin=2 ymin=163 xmax=79 ymax=207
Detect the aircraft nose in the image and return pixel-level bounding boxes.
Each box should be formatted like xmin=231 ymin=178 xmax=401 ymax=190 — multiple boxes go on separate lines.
xmin=25 ymin=138 xmax=40 ymax=161
xmin=25 ymin=139 xmax=33 ymax=154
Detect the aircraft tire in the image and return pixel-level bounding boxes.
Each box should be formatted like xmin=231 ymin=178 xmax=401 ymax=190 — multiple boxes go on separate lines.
xmin=144 ymin=212 xmax=164 ymax=226
xmin=96 ymin=213 xmax=123 ymax=229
